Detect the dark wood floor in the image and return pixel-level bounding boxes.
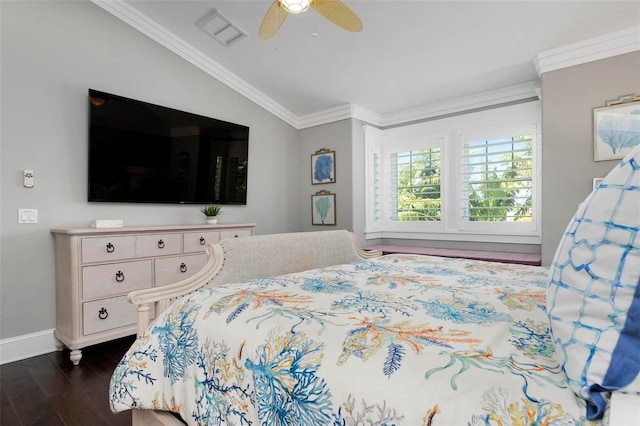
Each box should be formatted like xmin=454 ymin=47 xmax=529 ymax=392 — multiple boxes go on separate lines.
xmin=1 ymin=335 xmax=136 ymax=426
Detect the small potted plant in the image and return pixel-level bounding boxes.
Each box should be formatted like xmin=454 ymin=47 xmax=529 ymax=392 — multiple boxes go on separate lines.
xmin=201 ymin=205 xmax=221 ymax=224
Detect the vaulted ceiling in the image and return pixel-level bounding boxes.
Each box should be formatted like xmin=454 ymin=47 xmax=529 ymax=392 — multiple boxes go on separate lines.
xmin=93 ymin=1 xmax=640 ymax=128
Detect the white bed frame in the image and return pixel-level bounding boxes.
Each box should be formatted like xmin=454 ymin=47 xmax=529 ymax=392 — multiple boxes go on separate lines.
xmin=125 ymin=230 xmax=381 ymax=425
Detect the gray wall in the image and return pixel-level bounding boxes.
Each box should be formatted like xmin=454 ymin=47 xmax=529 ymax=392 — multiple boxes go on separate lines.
xmin=299 ymin=119 xmax=354 ymax=232
xmin=0 ymin=1 xmax=302 ymax=340
xmin=541 ymin=51 xmax=640 ymax=265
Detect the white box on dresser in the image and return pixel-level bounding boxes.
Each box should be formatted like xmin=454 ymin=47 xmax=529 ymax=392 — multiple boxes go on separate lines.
xmin=51 ymin=223 xmax=255 ymax=365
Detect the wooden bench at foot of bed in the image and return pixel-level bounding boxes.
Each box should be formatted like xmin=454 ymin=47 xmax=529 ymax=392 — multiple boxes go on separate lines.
xmin=365 ymin=245 xmax=542 ymax=266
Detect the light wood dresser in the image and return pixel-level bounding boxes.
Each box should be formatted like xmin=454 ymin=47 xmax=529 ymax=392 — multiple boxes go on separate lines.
xmin=51 ymin=223 xmax=255 ymax=365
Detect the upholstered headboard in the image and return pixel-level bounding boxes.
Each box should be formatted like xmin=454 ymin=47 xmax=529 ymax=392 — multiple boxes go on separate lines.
xmin=205 ymin=230 xmax=375 ymax=288
xmin=128 ymin=230 xmax=381 ymax=333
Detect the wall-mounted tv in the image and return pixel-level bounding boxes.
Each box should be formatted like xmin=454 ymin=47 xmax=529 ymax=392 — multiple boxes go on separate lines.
xmin=88 ymin=89 xmax=249 ymax=205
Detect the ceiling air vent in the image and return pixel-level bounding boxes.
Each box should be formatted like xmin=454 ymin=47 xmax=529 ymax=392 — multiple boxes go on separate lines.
xmin=196 ymin=8 xmax=248 ymax=47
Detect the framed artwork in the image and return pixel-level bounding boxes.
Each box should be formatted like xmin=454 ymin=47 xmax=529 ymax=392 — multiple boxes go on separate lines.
xmin=593 ymin=94 xmax=640 ymax=161
xmin=311 ymin=149 xmax=336 ymax=184
xmin=311 ymin=190 xmax=336 ymax=225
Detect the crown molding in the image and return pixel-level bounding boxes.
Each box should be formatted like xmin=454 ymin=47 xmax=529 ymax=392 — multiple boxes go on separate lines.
xmin=296 ymin=104 xmax=383 ymax=129
xmin=91 ymin=1 xmax=637 ymax=130
xmin=534 ymin=26 xmax=640 ymax=76
xmin=378 ymin=81 xmax=541 ymax=128
xmin=296 ymin=104 xmax=355 ymax=129
xmin=296 ymin=82 xmax=541 ymax=129
xmin=90 ymin=0 xmax=299 ymax=128
xmin=350 ymin=104 xmax=385 ymax=126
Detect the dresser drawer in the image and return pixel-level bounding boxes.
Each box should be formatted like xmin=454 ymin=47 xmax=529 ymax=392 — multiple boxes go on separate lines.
xmin=83 ymin=295 xmax=140 ymax=335
xmin=137 ymin=233 xmax=182 ymax=257
xmin=155 ymin=254 xmax=208 ymax=287
xmin=82 ymin=236 xmax=136 ymax=263
xmin=82 ymin=260 xmax=152 ymax=300
xmin=183 ymin=231 xmax=220 ymax=253
xmin=220 ymin=229 xmax=252 ymax=240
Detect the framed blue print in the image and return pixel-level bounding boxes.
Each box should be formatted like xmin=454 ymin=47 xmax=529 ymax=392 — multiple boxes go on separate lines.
xmin=311 ymin=190 xmax=336 ymax=225
xmin=311 ymin=149 xmax=335 ymax=184
xmin=594 ymin=95 xmax=640 ymax=161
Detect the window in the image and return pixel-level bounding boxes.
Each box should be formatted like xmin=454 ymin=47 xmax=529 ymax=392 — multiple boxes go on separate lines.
xmin=391 ymin=147 xmax=441 ymax=222
xmin=364 ymin=102 xmax=541 ymax=244
xmin=462 ymin=135 xmax=532 ymax=223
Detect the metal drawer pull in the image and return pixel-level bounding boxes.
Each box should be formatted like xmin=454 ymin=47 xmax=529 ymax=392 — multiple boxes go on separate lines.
xmin=98 ymin=308 xmax=108 ymax=320
xmin=199 ymin=237 xmax=206 ymax=245
xmin=234 ymin=234 xmax=239 ymax=238
xmin=106 ymin=242 xmax=115 ymax=253
xmin=115 ymin=271 xmax=125 ymax=282
xmin=157 ymin=239 xmax=165 ymax=249
xmin=180 ymin=263 xmax=187 ymax=273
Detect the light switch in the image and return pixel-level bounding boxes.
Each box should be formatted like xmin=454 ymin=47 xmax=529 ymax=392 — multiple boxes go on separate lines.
xmin=18 ymin=209 xmax=38 ymax=224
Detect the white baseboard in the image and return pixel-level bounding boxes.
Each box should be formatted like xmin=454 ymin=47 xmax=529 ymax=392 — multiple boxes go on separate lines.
xmin=0 ymin=329 xmax=58 ymax=365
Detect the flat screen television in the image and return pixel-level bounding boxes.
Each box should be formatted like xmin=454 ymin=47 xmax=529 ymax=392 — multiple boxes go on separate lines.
xmin=88 ymin=89 xmax=249 ymax=204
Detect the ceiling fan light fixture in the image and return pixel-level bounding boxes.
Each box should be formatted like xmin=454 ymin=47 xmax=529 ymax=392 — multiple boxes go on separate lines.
xmin=279 ymin=0 xmax=310 ymax=14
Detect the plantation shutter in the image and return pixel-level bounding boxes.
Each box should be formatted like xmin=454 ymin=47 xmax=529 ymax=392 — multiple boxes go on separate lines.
xmin=390 ymin=147 xmax=441 ymax=222
xmin=461 ymin=135 xmax=533 ymax=223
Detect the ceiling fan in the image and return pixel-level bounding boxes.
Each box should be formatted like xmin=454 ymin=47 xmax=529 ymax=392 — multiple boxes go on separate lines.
xmin=259 ymin=0 xmax=363 ymax=40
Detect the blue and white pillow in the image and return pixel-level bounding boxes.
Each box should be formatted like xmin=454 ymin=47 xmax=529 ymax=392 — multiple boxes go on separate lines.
xmin=548 ymin=145 xmax=640 ymax=420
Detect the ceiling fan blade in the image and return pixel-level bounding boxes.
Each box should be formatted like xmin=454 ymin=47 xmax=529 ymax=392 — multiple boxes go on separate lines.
xmin=259 ymin=0 xmax=288 ymax=40
xmin=310 ymin=0 xmax=363 ymax=33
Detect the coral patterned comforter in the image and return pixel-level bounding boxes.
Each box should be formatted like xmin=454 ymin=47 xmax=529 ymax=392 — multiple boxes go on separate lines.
xmin=109 ymin=254 xmax=604 ymax=425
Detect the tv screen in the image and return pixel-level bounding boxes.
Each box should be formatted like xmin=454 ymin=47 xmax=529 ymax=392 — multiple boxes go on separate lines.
xmin=88 ymin=89 xmax=249 ymax=205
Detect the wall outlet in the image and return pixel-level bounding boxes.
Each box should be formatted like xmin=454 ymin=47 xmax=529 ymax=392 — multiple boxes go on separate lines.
xmin=23 ymin=170 xmax=34 ymax=188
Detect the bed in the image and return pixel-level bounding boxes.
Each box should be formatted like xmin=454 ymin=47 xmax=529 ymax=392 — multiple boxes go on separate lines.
xmin=109 ymin=147 xmax=640 ymax=425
